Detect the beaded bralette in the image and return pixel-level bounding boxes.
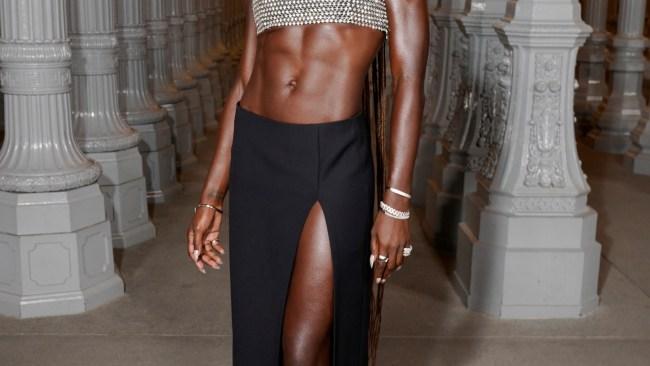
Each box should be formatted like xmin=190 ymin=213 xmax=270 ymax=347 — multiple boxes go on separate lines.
xmin=251 ymin=0 xmax=389 ymax=36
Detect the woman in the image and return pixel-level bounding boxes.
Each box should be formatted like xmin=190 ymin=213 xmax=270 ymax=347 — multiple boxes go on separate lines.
xmin=186 ymin=0 xmax=428 ymax=364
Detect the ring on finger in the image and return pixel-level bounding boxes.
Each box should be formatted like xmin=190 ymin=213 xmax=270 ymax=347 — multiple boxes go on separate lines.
xmin=377 ymin=255 xmax=389 ymax=263
xmin=403 ymin=245 xmax=414 ymax=257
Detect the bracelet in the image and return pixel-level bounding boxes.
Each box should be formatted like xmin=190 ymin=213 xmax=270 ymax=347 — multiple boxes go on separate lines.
xmin=388 ymin=187 xmax=412 ymax=199
xmin=194 ymin=203 xmax=223 ymax=214
xmin=379 ymin=200 xmax=410 ymax=220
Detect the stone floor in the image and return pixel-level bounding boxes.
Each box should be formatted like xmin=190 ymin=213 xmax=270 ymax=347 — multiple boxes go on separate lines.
xmin=0 ymin=132 xmax=649 ymax=366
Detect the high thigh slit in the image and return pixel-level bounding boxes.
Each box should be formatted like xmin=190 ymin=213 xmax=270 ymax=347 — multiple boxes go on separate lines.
xmin=229 ymin=103 xmax=375 ymax=365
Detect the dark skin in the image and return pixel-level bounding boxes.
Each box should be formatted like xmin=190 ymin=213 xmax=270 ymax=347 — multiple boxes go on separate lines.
xmin=187 ymin=0 xmax=428 ymax=364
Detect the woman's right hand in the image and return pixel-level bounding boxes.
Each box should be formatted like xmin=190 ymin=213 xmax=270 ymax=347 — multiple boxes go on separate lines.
xmin=186 ymin=206 xmax=225 ymax=274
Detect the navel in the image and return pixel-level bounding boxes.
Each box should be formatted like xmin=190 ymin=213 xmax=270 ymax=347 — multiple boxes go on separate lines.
xmin=286 ymin=79 xmax=298 ymax=90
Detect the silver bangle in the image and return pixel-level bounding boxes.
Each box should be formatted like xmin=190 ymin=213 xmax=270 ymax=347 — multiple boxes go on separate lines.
xmin=388 ymin=187 xmax=412 ymax=199
xmin=379 ymin=200 xmax=410 ymax=220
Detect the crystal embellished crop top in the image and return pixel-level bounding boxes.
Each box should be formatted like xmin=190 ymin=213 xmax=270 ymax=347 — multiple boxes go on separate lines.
xmin=252 ymin=0 xmax=389 ymax=37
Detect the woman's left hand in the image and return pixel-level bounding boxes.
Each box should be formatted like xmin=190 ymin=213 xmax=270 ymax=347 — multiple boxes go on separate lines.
xmin=370 ymin=198 xmax=411 ymax=284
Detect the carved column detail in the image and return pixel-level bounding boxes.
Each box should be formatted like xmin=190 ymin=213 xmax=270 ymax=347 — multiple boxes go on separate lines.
xmin=422 ymin=0 xmax=467 ymax=241
xmin=70 ymin=0 xmax=155 ymax=248
xmin=117 ymin=0 xmax=181 ymax=203
xmin=587 ymin=0 xmax=647 ymax=153
xmin=168 ymin=0 xmax=204 ymax=149
xmin=207 ymin=0 xmax=226 ymax=113
xmin=425 ymin=0 xmax=510 ymax=253
xmin=184 ymin=0 xmax=215 ymax=141
xmin=454 ymin=0 xmax=601 ymax=319
xmin=575 ymin=0 xmax=609 ymax=136
xmin=146 ymin=0 xmax=197 ymax=168
xmin=0 ymin=0 xmax=123 ymax=319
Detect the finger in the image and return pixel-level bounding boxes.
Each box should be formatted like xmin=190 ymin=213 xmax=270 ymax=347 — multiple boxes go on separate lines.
xmin=201 ymin=245 xmax=223 ymax=268
xmin=370 ymin=233 xmax=379 ymax=269
xmin=373 ymin=251 xmax=389 ymax=284
xmin=210 ymin=241 xmax=226 ymax=255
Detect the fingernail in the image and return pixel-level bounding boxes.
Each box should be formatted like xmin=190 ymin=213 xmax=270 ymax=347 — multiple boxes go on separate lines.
xmin=376 ymin=278 xmax=381 ymax=284
xmin=211 ymin=264 xmax=218 ymax=270
xmin=396 ymin=265 xmax=403 ymax=271
xmin=200 ymin=268 xmax=206 ymax=274
xmin=370 ymin=254 xmax=375 ymax=269
xmin=193 ymin=250 xmax=200 ymax=261
xmin=381 ymin=279 xmax=387 ymax=284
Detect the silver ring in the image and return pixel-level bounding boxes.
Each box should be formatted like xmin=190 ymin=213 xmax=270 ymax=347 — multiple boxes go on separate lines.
xmin=377 ymin=255 xmax=389 ymax=263
xmin=403 ymin=245 xmax=413 ymax=257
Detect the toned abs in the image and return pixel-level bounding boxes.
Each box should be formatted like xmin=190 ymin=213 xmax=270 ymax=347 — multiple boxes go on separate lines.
xmin=239 ymin=23 xmax=385 ymax=124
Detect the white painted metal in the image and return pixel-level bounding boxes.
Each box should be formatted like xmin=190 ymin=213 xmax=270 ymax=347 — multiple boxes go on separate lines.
xmin=588 ymin=0 xmax=647 ymax=153
xmin=70 ymin=0 xmax=156 ymax=248
xmin=116 ymin=0 xmax=182 ymax=203
xmin=0 ymin=0 xmax=123 ymax=318
xmin=455 ymin=0 xmax=601 ymax=319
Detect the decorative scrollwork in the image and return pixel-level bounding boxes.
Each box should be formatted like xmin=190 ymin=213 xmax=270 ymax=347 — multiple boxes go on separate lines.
xmin=524 ymin=53 xmax=566 ymax=188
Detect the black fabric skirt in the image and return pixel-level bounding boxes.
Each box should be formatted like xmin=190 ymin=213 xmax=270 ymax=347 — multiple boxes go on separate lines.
xmin=229 ymin=102 xmax=375 ymax=365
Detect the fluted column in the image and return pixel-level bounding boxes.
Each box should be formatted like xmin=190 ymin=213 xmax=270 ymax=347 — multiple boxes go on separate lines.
xmin=574 ymin=0 xmax=609 ymax=136
xmin=209 ymin=0 xmax=230 ymax=103
xmin=0 ymin=0 xmax=123 ymax=318
xmin=413 ymin=0 xmax=441 ymax=206
xmin=146 ymin=0 xmax=197 ymax=168
xmin=422 ymin=0 xmax=467 ymax=241
xmin=455 ymin=0 xmax=601 ymax=319
xmin=184 ymin=0 xmax=215 ymax=140
xmin=588 ymin=0 xmax=647 ymax=153
xmin=70 ymin=0 xmax=155 ymax=248
xmin=168 ymin=0 xmax=204 ymax=149
xmin=117 ymin=0 xmax=181 ymax=203
xmin=206 ymin=0 xmax=226 ymax=112
xmin=202 ymin=0 xmax=224 ymax=119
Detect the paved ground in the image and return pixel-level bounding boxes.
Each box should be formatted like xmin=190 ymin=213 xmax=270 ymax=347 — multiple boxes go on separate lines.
xmin=0 ymin=132 xmax=649 ymax=366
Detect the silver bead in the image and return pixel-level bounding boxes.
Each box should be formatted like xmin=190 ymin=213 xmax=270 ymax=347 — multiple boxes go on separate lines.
xmin=252 ymin=0 xmax=389 ymax=36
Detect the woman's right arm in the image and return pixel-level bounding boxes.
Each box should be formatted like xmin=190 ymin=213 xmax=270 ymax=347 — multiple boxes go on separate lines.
xmin=187 ymin=0 xmax=257 ymax=273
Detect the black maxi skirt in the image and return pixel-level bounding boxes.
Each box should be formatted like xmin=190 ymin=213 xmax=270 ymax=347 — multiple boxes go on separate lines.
xmin=229 ymin=102 xmax=375 ymax=365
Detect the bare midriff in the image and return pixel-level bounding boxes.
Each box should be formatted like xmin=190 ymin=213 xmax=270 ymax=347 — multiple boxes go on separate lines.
xmin=239 ymin=23 xmax=385 ymax=125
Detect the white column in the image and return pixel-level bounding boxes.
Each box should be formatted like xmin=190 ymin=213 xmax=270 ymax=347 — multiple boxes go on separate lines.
xmin=203 ymin=0 xmax=225 ymax=119
xmin=422 ymin=0 xmax=467 ymax=241
xmin=588 ymin=0 xmax=647 ymax=153
xmin=413 ymin=0 xmax=441 ymax=205
xmin=117 ymin=0 xmax=181 ymax=203
xmin=70 ymin=0 xmax=156 ymax=248
xmin=455 ymin=0 xmax=601 ymax=319
xmin=0 ymin=0 xmax=123 ymax=318
xmin=184 ymin=0 xmax=215 ymax=140
xmin=575 ymin=0 xmax=609 ymax=136
xmin=425 ymin=0 xmax=510 ymax=252
xmin=168 ymin=0 xmax=204 ymax=149
xmin=146 ymin=0 xmax=197 ymax=168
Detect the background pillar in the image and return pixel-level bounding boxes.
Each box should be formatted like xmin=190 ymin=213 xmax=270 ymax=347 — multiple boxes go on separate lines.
xmin=70 ymin=0 xmax=156 ymax=248
xmin=423 ymin=0 xmax=468 ymax=242
xmin=456 ymin=0 xmax=601 ymax=319
xmin=588 ymin=0 xmax=647 ymax=153
xmin=575 ymin=0 xmax=610 ymax=136
xmin=199 ymin=0 xmax=222 ymax=127
xmin=207 ymin=0 xmax=226 ymax=115
xmin=184 ymin=0 xmax=214 ymax=141
xmin=168 ymin=0 xmax=203 ymax=152
xmin=117 ymin=0 xmax=181 ymax=203
xmin=0 ymin=0 xmax=123 ymax=318
xmin=146 ymin=0 xmax=197 ymax=169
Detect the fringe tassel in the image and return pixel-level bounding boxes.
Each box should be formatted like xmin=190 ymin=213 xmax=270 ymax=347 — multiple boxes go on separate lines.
xmin=365 ymin=39 xmax=388 ymax=366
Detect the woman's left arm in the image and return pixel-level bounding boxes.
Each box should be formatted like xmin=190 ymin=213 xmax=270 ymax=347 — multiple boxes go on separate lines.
xmin=371 ymin=0 xmax=429 ymax=282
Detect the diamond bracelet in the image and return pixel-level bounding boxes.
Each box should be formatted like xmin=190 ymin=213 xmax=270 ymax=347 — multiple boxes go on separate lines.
xmin=379 ymin=200 xmax=410 ymax=220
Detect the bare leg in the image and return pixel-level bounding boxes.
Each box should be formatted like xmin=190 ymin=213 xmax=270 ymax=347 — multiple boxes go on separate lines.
xmin=282 ymin=201 xmax=334 ymax=366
